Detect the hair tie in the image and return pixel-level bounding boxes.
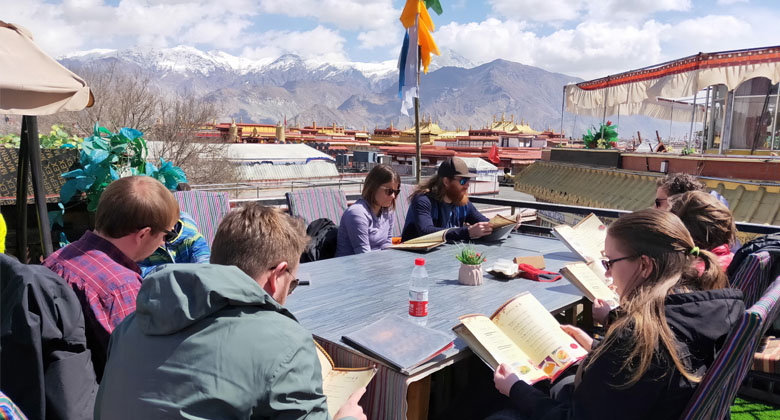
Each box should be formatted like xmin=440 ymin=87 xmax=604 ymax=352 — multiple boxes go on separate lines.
xmin=689 ymin=246 xmax=700 ymax=257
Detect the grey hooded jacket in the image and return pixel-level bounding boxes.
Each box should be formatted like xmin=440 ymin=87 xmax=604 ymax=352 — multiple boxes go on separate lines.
xmin=95 ymin=264 xmax=337 ymax=420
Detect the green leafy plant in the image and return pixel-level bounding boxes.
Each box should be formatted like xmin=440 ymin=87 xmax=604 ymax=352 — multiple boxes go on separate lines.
xmin=59 ymin=123 xmax=187 ymax=212
xmin=582 ymin=121 xmax=618 ymax=149
xmin=1 ymin=124 xmax=82 ymax=149
xmin=456 ymin=244 xmax=487 ymax=265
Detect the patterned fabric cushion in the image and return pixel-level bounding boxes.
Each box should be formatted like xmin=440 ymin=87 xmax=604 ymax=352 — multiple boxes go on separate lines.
xmin=391 ymin=184 xmax=415 ymax=238
xmin=752 ymin=337 xmax=780 ymax=374
xmin=173 ymin=191 xmax=231 ymax=247
xmin=730 ymin=251 xmax=773 ymax=308
xmin=680 ymin=278 xmax=780 ymax=420
xmin=285 ymin=187 xmax=348 ymax=228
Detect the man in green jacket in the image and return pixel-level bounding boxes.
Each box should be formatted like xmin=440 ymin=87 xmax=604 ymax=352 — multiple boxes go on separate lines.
xmin=95 ymin=204 xmax=365 ymax=420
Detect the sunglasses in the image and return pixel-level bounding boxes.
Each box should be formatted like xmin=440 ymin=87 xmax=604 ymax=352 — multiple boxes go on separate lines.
xmin=163 ymin=221 xmax=183 ymax=243
xmin=601 ymin=255 xmax=637 ymax=271
xmin=654 ymin=198 xmax=667 ymax=208
xmin=455 ymin=177 xmax=470 ymax=186
xmin=382 ymin=186 xmax=402 ymax=197
xmin=269 ymin=266 xmax=311 ymax=295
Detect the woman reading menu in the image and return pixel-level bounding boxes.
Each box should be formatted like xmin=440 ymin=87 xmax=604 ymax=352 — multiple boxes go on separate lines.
xmin=491 ymin=209 xmax=744 ymax=419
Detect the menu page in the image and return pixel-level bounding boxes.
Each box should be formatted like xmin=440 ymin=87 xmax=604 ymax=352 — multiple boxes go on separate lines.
xmin=561 ymin=262 xmax=620 ymax=309
xmin=322 ymin=369 xmax=376 ymax=418
xmin=491 ymin=293 xmax=588 ymax=380
xmin=459 ymin=315 xmax=548 ymax=384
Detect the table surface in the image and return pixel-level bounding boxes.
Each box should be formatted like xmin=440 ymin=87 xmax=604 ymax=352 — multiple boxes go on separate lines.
xmin=286 ymin=232 xmax=584 ymax=374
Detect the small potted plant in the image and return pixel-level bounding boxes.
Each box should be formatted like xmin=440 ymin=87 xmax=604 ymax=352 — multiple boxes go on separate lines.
xmin=456 ymin=245 xmax=487 ymax=286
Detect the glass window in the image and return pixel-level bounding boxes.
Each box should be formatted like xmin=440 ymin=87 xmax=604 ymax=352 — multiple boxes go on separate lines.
xmin=729 ymin=78 xmax=778 ymax=150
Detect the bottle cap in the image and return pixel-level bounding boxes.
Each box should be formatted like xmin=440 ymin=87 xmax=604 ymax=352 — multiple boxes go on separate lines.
xmin=415 ymin=258 xmax=425 ymax=266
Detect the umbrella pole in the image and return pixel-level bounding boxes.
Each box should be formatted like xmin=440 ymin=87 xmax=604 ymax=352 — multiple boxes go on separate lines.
xmin=24 ymin=116 xmax=53 ymax=257
xmin=415 ymin=46 xmax=422 ymax=184
xmin=15 ymin=119 xmax=30 ymax=260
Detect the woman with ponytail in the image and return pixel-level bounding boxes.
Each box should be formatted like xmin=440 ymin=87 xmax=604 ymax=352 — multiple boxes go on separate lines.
xmin=492 ymin=209 xmax=744 ymax=420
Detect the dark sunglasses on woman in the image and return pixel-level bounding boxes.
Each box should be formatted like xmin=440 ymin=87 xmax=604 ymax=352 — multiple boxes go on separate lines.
xmin=382 ymin=186 xmax=401 ymax=196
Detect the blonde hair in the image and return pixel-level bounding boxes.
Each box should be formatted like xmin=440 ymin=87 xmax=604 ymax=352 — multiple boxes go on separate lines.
xmin=210 ymin=204 xmax=310 ymax=279
xmin=586 ymin=209 xmax=728 ymax=387
xmin=95 ymin=176 xmax=179 ymax=238
xmin=670 ymin=191 xmax=736 ymax=250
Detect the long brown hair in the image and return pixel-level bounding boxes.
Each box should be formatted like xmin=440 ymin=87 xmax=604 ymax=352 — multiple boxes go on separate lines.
xmin=670 ymin=191 xmax=736 ymax=250
xmin=585 ymin=209 xmax=728 ymax=387
xmin=411 ymin=174 xmax=446 ymax=201
xmin=361 ymin=164 xmax=400 ymax=209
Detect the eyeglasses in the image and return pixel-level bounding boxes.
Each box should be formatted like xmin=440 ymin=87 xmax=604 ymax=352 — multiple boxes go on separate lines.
xmin=601 ymin=255 xmax=638 ymax=271
xmin=163 ymin=221 xmax=182 ymax=243
xmin=269 ymin=266 xmax=311 ymax=295
xmin=455 ymin=177 xmax=470 ymax=186
xmin=654 ymin=198 xmax=667 ymax=208
xmin=382 ymin=186 xmax=402 ymax=197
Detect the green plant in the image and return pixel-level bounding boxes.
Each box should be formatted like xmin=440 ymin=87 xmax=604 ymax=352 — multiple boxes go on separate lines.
xmin=59 ymin=123 xmax=187 ymax=212
xmin=582 ymin=121 xmax=618 ymax=149
xmin=455 ymin=244 xmax=487 ymax=265
xmin=0 ymin=124 xmax=82 ymax=149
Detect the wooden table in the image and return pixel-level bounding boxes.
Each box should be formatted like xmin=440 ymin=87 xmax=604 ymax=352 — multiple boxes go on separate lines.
xmin=286 ymin=233 xmax=585 ymax=420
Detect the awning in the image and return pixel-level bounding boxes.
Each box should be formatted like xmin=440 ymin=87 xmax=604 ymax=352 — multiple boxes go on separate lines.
xmin=1 ymin=21 xmax=93 ymax=114
xmin=566 ymin=46 xmax=780 ymax=118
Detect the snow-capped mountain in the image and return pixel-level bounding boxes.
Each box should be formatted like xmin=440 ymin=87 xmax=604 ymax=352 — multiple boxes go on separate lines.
xmin=59 ymin=45 xmax=662 ymax=136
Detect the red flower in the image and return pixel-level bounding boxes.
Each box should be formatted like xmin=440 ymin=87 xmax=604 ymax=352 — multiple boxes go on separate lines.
xmin=606 ymin=120 xmax=612 ymax=126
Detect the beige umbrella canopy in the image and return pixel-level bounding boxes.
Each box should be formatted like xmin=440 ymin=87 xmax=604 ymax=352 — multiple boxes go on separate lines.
xmin=1 ymin=20 xmax=93 ymax=257
xmin=0 ymin=21 xmax=93 ymax=114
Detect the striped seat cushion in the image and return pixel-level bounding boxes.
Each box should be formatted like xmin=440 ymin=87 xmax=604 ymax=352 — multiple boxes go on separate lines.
xmin=752 ymin=337 xmax=780 ymax=374
xmin=680 ymin=279 xmax=780 ymax=420
xmin=173 ymin=191 xmax=231 ymax=247
xmin=730 ymin=251 xmax=773 ymax=308
xmin=285 ymin=188 xmax=348 ymax=228
xmin=391 ymin=184 xmax=416 ymax=238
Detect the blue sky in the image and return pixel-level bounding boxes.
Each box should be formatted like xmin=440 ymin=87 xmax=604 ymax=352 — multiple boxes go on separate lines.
xmin=4 ymin=0 xmax=779 ymax=79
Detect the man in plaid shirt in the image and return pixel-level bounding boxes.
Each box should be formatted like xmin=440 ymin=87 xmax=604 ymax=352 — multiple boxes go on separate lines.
xmin=44 ymin=176 xmax=179 ymax=380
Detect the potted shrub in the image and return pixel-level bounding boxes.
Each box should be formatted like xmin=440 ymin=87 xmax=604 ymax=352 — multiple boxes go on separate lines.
xmin=456 ymin=245 xmax=487 ymax=286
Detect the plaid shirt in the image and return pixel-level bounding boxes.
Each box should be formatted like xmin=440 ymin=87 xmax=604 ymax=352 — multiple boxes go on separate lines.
xmin=43 ymin=230 xmax=142 ymax=378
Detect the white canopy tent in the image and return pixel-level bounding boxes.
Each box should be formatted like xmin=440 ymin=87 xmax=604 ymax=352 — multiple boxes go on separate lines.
xmin=562 ymin=46 xmax=780 ymax=147
xmin=565 ymin=46 xmax=780 ymax=114
xmin=1 ymin=21 xmax=93 ymax=257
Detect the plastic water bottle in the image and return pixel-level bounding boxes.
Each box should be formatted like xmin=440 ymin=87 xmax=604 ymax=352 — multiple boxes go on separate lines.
xmin=409 ymin=258 xmax=429 ymax=326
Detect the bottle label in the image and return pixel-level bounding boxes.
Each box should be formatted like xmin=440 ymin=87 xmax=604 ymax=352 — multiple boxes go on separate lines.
xmin=409 ymin=290 xmax=429 ymax=317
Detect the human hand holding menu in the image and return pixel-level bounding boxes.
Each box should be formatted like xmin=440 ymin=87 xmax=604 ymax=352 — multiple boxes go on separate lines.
xmin=315 ymin=342 xmax=376 ymax=418
xmin=453 ymin=292 xmax=588 ymax=385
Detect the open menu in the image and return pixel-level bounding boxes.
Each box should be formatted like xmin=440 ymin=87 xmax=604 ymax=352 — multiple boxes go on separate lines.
xmin=552 ymin=213 xmax=609 ymax=282
xmin=482 ymin=214 xmax=517 ymax=242
xmin=390 ymin=229 xmax=450 ymax=251
xmin=560 ymin=262 xmax=620 ymax=309
xmin=315 ymin=341 xmax=376 ymax=418
xmin=453 ymin=292 xmax=588 ymax=385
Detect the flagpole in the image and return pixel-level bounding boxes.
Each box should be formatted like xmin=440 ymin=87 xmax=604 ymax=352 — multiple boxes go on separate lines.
xmin=415 ymin=46 xmax=422 ymax=184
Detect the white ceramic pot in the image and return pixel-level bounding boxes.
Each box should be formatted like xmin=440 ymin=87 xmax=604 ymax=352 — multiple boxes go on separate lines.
xmin=458 ymin=263 xmax=483 ymax=286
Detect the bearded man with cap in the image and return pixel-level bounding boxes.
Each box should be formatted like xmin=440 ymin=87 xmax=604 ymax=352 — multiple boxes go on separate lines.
xmin=401 ymin=157 xmax=492 ymax=242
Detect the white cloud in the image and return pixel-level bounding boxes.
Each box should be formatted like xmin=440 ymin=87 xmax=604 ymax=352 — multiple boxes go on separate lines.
xmin=488 ymin=0 xmax=692 ymax=24
xmin=717 ymin=0 xmax=748 ymax=4
xmin=3 ymin=0 xmax=260 ymax=55
xmin=488 ymin=0 xmax=584 ymax=22
xmin=240 ymin=26 xmax=348 ymax=62
xmin=258 ymin=0 xmax=397 ymax=31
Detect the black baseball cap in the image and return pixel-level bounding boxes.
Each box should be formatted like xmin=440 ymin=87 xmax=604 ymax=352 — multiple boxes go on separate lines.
xmin=438 ymin=157 xmax=477 ymax=178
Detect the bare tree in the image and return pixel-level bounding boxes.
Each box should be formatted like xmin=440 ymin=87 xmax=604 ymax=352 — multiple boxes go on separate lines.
xmin=148 ymin=96 xmax=241 ymax=185
xmin=61 ymin=61 xmax=159 ymax=135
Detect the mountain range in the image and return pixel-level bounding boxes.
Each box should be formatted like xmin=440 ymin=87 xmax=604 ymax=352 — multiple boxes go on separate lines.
xmin=59 ymin=46 xmax=689 ymax=139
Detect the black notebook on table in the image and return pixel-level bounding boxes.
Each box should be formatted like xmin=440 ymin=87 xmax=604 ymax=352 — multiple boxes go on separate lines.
xmin=341 ymin=314 xmax=454 ymax=374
